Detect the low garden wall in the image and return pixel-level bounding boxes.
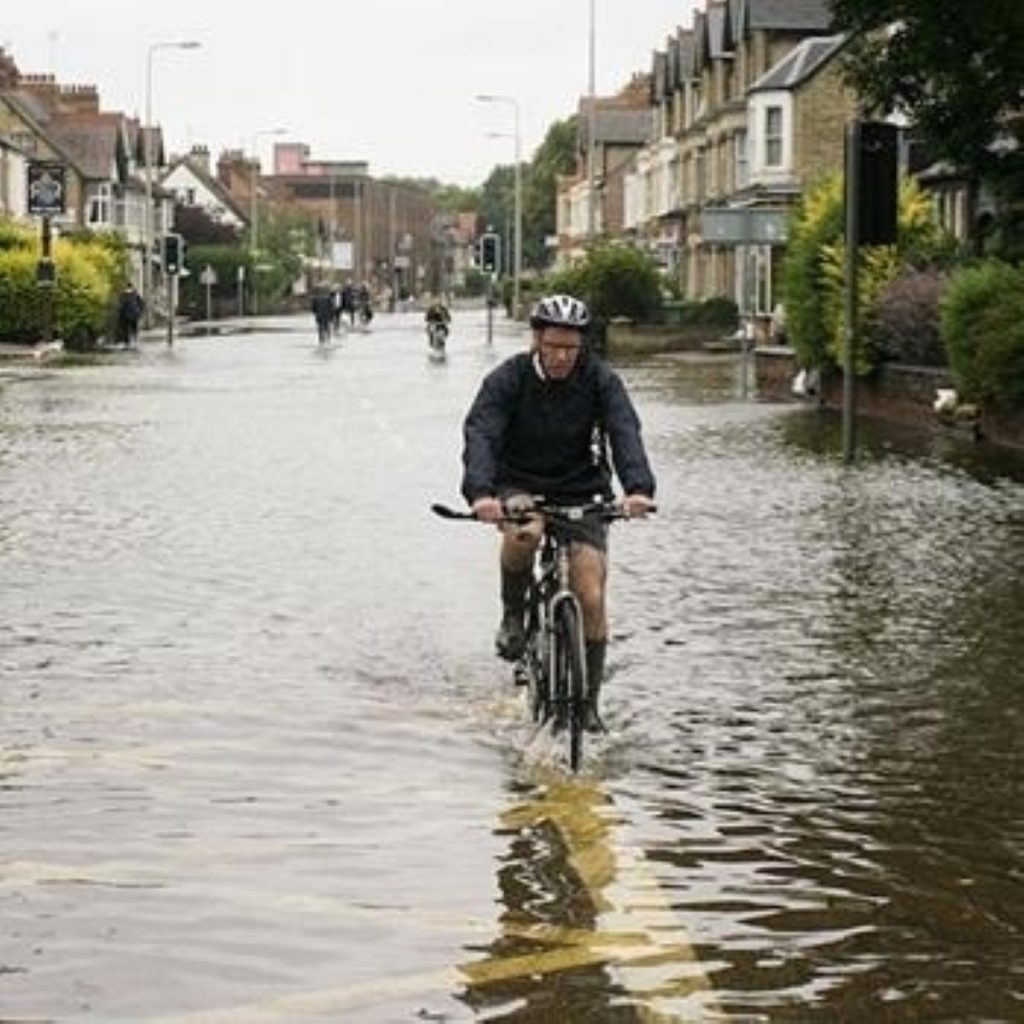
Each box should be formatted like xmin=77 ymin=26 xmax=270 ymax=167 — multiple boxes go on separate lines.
xmin=754 ymin=346 xmax=1024 ymax=452
xmin=606 ymin=322 xmax=727 ymax=357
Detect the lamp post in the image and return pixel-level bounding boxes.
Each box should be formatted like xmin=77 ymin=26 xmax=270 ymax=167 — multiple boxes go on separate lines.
xmin=476 ymin=93 xmax=522 ymax=319
xmin=248 ymin=128 xmax=286 ymax=316
xmin=143 ymin=39 xmax=200 ymax=328
xmin=587 ymin=0 xmax=597 ymax=241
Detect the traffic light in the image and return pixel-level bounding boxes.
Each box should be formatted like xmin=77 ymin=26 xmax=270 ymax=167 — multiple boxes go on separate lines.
xmin=479 ymin=232 xmax=500 ymax=274
xmin=163 ymin=233 xmax=185 ymax=275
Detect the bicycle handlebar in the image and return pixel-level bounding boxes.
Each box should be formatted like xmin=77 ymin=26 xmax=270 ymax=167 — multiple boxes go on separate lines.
xmin=430 ymin=498 xmax=656 ymax=524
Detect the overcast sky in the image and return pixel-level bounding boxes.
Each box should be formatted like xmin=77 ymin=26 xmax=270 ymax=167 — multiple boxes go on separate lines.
xmin=5 ymin=1 xmax=700 ymax=186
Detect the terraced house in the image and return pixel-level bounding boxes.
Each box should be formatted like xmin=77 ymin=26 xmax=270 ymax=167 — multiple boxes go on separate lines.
xmin=624 ymin=0 xmax=853 ymax=330
xmin=0 ymin=51 xmax=172 ymax=292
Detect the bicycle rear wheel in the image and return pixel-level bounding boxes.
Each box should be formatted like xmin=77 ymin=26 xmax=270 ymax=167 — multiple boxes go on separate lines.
xmin=553 ymin=602 xmax=587 ymax=771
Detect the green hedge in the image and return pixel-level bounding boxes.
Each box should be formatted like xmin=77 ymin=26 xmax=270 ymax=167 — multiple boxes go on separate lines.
xmin=0 ymin=226 xmax=120 ymax=347
xmin=546 ymin=242 xmax=663 ymax=322
xmin=940 ymin=261 xmax=1024 ymax=410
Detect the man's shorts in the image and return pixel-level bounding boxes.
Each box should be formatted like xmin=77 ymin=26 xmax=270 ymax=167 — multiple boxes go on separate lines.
xmin=498 ymin=488 xmax=608 ymax=553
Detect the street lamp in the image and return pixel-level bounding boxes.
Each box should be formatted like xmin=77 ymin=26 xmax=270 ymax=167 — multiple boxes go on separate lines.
xmin=587 ymin=0 xmax=597 ymax=241
xmin=476 ymin=93 xmax=522 ymax=319
xmin=248 ymin=128 xmax=287 ymax=316
xmin=143 ymin=39 xmax=200 ymax=328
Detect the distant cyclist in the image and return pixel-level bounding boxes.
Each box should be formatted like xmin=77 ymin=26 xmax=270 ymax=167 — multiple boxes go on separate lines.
xmin=461 ymin=293 xmax=656 ymax=728
xmin=425 ymin=297 xmax=451 ymax=348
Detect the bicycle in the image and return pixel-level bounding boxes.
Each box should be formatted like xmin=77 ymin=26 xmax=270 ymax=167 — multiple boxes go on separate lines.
xmin=432 ymin=497 xmax=648 ymax=771
xmin=426 ymin=320 xmax=448 ymax=355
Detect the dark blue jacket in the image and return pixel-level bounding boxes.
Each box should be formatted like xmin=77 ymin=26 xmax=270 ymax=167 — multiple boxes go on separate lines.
xmin=461 ymin=350 xmax=656 ymax=505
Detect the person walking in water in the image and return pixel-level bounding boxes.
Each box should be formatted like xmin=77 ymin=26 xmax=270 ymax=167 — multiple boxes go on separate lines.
xmin=117 ymin=283 xmax=144 ymax=348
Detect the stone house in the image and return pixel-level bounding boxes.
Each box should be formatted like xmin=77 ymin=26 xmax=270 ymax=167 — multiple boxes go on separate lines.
xmin=624 ymin=0 xmax=851 ymax=324
xmin=554 ymin=77 xmax=654 ymax=266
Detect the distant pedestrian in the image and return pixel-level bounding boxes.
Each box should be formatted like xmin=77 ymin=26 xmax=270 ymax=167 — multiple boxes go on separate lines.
xmin=117 ymin=283 xmax=144 ymax=348
xmin=311 ymin=289 xmax=334 ymax=344
xmin=330 ymin=285 xmax=344 ymax=334
xmin=341 ymin=282 xmax=357 ymax=326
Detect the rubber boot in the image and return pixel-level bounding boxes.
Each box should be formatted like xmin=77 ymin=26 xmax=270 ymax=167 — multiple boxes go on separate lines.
xmin=495 ymin=567 xmax=530 ymax=661
xmin=584 ymin=640 xmax=607 ymax=733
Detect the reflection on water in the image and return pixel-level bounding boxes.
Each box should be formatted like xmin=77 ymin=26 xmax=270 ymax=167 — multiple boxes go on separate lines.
xmin=1 ymin=329 xmax=1022 ymax=1021
xmin=458 ymin=775 xmax=726 ymax=1023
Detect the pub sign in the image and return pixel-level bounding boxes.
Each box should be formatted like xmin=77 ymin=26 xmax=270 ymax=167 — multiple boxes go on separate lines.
xmin=27 ymin=162 xmax=67 ymax=216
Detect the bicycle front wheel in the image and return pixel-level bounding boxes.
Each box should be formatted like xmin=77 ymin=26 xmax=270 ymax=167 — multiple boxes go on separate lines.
xmin=553 ymin=601 xmax=587 ymax=771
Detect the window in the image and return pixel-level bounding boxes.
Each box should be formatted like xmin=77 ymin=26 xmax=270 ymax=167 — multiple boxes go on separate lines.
xmin=765 ymin=106 xmax=783 ymax=167
xmin=735 ymin=131 xmax=749 ymax=189
xmin=87 ymin=183 xmax=111 ymax=226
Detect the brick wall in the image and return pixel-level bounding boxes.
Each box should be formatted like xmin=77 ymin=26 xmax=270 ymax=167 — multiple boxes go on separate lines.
xmin=794 ymin=63 xmax=857 ymax=185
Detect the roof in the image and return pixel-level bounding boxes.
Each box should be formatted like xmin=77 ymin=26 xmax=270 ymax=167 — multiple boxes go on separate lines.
xmin=580 ymin=106 xmax=655 ymax=148
xmin=707 ymin=3 xmax=731 ymax=60
xmin=0 ymin=89 xmax=87 ymax=176
xmin=676 ymin=29 xmax=697 ymax=81
xmin=744 ymin=0 xmax=834 ymax=33
xmin=46 ymin=113 xmax=125 ymax=179
xmin=162 ymin=152 xmax=248 ymax=222
xmin=748 ymin=33 xmax=846 ymax=92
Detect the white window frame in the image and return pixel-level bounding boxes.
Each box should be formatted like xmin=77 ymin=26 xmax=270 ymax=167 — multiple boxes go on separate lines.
xmin=765 ymin=106 xmax=784 ymax=168
xmin=87 ymin=182 xmax=112 ymax=226
xmin=735 ymin=130 xmax=749 ymax=189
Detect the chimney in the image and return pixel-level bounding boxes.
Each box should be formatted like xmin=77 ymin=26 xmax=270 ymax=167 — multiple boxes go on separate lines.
xmin=188 ymin=144 xmax=211 ymax=175
xmin=0 ymin=48 xmax=20 ymax=89
xmin=58 ymin=83 xmax=100 ymax=115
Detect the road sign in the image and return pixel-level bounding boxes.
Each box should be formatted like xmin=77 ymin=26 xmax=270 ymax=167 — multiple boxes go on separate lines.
xmin=199 ymin=264 xmax=217 ymax=286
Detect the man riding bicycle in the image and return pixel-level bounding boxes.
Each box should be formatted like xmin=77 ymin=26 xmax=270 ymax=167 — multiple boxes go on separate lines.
xmin=461 ymin=293 xmax=656 ymax=730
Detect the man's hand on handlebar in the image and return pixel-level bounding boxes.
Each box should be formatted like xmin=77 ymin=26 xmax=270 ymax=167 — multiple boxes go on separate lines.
xmin=622 ymin=493 xmax=656 ymax=519
xmin=472 ymin=496 xmax=504 ymax=523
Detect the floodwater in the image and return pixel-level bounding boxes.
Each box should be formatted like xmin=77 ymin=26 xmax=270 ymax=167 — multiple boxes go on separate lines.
xmin=1 ymin=310 xmax=1021 ymax=1022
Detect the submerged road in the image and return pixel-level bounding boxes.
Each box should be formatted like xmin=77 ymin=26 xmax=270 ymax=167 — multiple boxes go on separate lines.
xmin=1 ymin=309 xmax=1022 ymax=1021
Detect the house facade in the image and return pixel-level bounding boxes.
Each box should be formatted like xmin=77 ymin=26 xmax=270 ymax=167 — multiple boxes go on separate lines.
xmin=0 ymin=57 xmax=174 ymax=292
xmin=554 ymin=77 xmax=654 ymax=266
xmin=162 ymin=145 xmax=247 ymax=231
xmin=623 ymin=0 xmax=851 ymax=325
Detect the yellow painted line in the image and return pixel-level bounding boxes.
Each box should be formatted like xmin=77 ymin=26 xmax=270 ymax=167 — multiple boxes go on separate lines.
xmin=132 ymin=774 xmax=726 ymax=1022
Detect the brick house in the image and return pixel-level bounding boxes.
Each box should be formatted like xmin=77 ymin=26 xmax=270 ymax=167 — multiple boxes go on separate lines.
xmin=229 ymin=143 xmax=436 ymax=297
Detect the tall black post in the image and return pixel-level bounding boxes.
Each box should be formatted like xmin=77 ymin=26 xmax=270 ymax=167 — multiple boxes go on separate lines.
xmin=843 ymin=122 xmax=860 ymax=465
xmin=39 ymin=216 xmax=56 ymax=344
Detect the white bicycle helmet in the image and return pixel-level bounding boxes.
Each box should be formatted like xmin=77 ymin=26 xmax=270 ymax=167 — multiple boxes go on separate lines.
xmin=529 ymin=293 xmax=590 ymax=330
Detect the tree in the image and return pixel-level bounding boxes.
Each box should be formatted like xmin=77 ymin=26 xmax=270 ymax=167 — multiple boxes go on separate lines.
xmin=173 ymin=203 xmax=241 ymax=246
xmin=479 ymin=164 xmax=516 ymax=267
xmin=523 ymin=116 xmax=578 ymax=270
xmin=547 ymin=242 xmax=663 ymax=322
xmin=831 ymin=0 xmax=1024 ymax=192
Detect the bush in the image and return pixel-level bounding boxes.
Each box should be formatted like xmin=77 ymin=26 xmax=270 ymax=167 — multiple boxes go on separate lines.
xmin=865 ymin=268 xmax=949 ymax=366
xmin=782 ymin=176 xmax=845 ymax=370
xmin=940 ymin=261 xmax=1024 ymax=410
xmin=178 ymin=244 xmax=248 ymax=318
xmin=0 ymin=225 xmax=118 ymax=347
xmin=547 ymin=242 xmax=663 ymax=322
xmin=782 ymin=175 xmax=955 ymax=373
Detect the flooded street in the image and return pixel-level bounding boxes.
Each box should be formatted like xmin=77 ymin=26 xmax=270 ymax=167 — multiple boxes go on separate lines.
xmin=1 ymin=310 xmax=1022 ymax=1022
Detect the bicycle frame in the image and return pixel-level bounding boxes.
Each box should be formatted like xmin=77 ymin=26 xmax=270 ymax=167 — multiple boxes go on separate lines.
xmin=518 ymin=520 xmax=587 ymax=736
